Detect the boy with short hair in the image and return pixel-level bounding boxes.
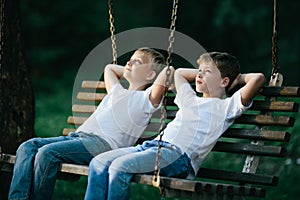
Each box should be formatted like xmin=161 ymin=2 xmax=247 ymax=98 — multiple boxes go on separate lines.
xmin=84 ymin=52 xmax=266 ymax=200
xmin=8 ymin=47 xmax=172 ymax=200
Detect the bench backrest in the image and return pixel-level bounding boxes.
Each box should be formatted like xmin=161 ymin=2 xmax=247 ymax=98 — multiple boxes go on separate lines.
xmin=63 ymin=80 xmax=300 ymax=192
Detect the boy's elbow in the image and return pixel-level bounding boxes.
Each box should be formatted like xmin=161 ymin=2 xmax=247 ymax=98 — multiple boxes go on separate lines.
xmin=104 ymin=64 xmax=121 ymax=75
xmin=174 ymin=68 xmax=185 ymax=76
xmin=104 ymin=64 xmax=114 ymax=71
xmin=257 ymin=73 xmax=266 ymax=86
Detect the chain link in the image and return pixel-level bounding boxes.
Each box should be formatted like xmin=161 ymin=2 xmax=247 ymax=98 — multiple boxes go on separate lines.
xmin=271 ymin=0 xmax=279 ymax=77
xmin=152 ymin=0 xmax=179 ymax=190
xmin=165 ymin=0 xmax=178 ymax=67
xmin=108 ymin=0 xmax=117 ymax=64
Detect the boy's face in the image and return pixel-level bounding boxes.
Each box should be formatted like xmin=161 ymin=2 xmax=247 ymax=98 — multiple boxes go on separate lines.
xmin=123 ymin=51 xmax=154 ymax=84
xmin=195 ymin=61 xmax=224 ymax=94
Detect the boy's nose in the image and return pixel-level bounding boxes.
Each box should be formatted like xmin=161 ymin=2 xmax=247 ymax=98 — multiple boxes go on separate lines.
xmin=198 ymin=71 xmax=203 ymax=78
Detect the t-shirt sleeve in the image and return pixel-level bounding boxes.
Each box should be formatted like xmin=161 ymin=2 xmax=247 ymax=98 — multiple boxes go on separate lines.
xmin=109 ymin=83 xmax=123 ymax=94
xmin=174 ymin=83 xmax=196 ymax=108
xmin=143 ymin=86 xmax=162 ymax=113
xmin=225 ymin=89 xmax=253 ymax=120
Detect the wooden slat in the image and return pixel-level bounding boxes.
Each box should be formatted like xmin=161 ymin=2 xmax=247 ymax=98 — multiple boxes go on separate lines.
xmin=250 ymin=100 xmax=299 ymax=112
xmin=72 ymin=104 xmax=97 ymax=113
xmin=141 ymin=127 xmax=291 ymax=143
xmin=67 ymin=116 xmax=87 ymax=125
xmin=0 ymin=154 xmax=89 ymax=177
xmin=132 ymin=174 xmax=266 ymax=198
xmin=260 ymin=86 xmax=300 ymax=97
xmin=212 ymin=141 xmax=286 ymax=157
xmin=81 ymin=81 xmax=106 ymax=89
xmin=77 ymin=92 xmax=106 ymax=102
xmin=197 ymin=168 xmax=278 ymax=186
xmin=234 ymin=114 xmax=295 ymax=126
xmin=159 ymin=98 xmax=299 ymax=113
xmin=60 ymin=163 xmax=88 ymax=176
xmin=1 ymin=153 xmax=16 ymax=164
xmin=62 ymin=128 xmax=76 ymax=136
xmin=222 ymin=128 xmax=290 ymax=142
xmin=163 ymin=186 xmax=265 ymax=199
xmin=165 ymin=112 xmax=295 ymax=127
xmin=161 ymin=99 xmax=299 ymax=113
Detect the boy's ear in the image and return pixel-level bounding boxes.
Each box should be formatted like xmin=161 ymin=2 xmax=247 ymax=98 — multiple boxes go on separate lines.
xmin=146 ymin=70 xmax=157 ymax=81
xmin=221 ymin=77 xmax=230 ymax=88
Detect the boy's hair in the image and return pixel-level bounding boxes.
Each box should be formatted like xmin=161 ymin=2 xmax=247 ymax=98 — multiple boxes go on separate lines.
xmin=137 ymin=47 xmax=165 ymax=80
xmin=198 ymin=52 xmax=240 ymax=92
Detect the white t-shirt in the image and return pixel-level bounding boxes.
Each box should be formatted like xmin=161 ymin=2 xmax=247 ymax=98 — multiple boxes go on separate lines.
xmin=157 ymin=83 xmax=251 ymax=175
xmin=76 ymin=83 xmax=160 ymax=149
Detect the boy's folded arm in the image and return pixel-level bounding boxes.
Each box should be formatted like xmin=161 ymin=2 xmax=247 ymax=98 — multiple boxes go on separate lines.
xmin=150 ymin=66 xmax=175 ymax=107
xmin=104 ymin=64 xmax=124 ymax=93
xmin=239 ymin=73 xmax=266 ymax=106
xmin=174 ymin=68 xmax=198 ymax=91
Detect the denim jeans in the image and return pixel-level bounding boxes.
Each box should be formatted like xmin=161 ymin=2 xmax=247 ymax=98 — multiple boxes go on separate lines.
xmin=8 ymin=132 xmax=112 ymax=200
xmin=84 ymin=140 xmax=192 ymax=200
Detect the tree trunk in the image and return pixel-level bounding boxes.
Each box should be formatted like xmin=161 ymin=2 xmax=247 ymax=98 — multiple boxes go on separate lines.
xmin=0 ymin=0 xmax=35 ymax=198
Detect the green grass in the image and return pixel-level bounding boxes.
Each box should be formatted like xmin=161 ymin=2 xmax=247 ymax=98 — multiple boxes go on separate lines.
xmin=33 ymin=71 xmax=300 ymax=200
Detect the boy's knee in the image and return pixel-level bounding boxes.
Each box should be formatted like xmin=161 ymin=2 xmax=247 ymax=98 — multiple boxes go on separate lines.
xmin=17 ymin=138 xmax=39 ymax=154
xmin=89 ymin=158 xmax=101 ymax=170
xmin=108 ymin=158 xmax=129 ymax=173
xmin=35 ymin=145 xmax=57 ymax=163
xmin=88 ymin=158 xmax=111 ymax=176
xmin=91 ymin=154 xmax=115 ymax=169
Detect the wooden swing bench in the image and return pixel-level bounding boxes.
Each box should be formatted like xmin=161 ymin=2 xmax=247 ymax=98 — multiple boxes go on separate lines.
xmin=1 ymin=80 xmax=299 ymax=199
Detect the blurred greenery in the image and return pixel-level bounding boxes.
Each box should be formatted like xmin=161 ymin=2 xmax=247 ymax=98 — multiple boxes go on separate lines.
xmin=17 ymin=0 xmax=300 ymax=199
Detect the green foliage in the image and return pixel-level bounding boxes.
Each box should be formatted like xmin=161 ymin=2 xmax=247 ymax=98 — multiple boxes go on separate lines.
xmin=19 ymin=0 xmax=300 ymax=85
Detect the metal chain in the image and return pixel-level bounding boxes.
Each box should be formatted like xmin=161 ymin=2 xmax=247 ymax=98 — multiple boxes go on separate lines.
xmin=108 ymin=0 xmax=117 ymax=64
xmin=152 ymin=0 xmax=179 ymax=191
xmin=271 ymin=0 xmax=279 ymax=77
xmin=165 ymin=0 xmax=178 ymax=67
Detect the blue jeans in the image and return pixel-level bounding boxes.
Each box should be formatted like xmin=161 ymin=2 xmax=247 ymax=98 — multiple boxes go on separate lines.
xmin=84 ymin=140 xmax=192 ymax=200
xmin=8 ymin=132 xmax=112 ymax=200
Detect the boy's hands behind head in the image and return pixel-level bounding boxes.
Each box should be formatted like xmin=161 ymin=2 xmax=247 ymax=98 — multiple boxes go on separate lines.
xmin=228 ymin=73 xmax=245 ymax=94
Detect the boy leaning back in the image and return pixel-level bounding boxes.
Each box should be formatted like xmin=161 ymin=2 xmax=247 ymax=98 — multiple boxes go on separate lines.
xmin=8 ymin=47 xmax=174 ymax=200
xmin=84 ymin=52 xmax=266 ymax=200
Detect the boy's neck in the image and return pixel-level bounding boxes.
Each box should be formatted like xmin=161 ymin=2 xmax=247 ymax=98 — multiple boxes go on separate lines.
xmin=128 ymin=83 xmax=147 ymax=91
xmin=203 ymin=90 xmax=227 ymax=99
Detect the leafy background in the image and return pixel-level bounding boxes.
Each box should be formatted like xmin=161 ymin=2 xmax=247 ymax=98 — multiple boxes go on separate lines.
xmin=17 ymin=0 xmax=300 ymax=199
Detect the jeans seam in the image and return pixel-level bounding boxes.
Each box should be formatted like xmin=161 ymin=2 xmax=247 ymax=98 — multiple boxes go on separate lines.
xmin=38 ymin=150 xmax=93 ymax=191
